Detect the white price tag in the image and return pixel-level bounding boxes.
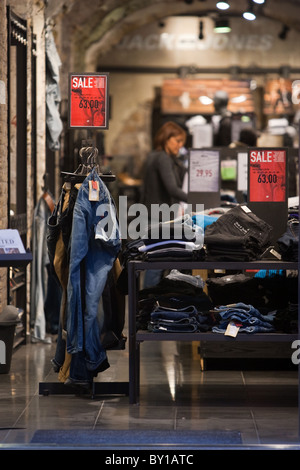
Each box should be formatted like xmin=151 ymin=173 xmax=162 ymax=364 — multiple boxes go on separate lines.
xmin=89 ymin=180 xmax=100 ymax=201
xmin=189 ymin=150 xmax=219 ymax=192
xmin=224 ymin=321 xmax=240 ymax=337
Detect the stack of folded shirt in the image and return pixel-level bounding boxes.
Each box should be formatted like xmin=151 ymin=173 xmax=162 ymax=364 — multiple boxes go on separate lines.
xmin=204 ymin=205 xmax=273 ymax=261
xmin=211 ymin=302 xmax=275 ymax=334
xmin=122 ymin=215 xmax=205 ymax=262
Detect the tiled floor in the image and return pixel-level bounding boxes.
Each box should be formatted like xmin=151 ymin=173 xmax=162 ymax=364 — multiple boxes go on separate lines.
xmin=0 ymin=332 xmax=299 ymax=450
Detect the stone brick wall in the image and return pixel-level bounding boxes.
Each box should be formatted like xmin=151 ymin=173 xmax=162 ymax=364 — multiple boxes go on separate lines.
xmin=0 ymin=0 xmax=8 ymax=309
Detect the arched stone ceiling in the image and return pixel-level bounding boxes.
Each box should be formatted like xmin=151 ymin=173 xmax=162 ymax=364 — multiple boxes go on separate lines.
xmin=47 ymin=0 xmax=300 ymax=71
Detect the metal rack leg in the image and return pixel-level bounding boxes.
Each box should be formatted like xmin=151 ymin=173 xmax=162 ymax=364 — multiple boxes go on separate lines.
xmin=128 ymin=261 xmax=139 ymax=404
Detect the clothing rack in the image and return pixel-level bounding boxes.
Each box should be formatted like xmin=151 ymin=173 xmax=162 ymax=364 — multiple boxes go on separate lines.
xmin=39 ymin=141 xmax=128 ymax=397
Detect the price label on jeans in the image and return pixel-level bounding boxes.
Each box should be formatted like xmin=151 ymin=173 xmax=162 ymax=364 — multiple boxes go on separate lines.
xmin=248 ymin=149 xmax=287 ymax=202
xmin=68 ymin=73 xmax=109 ymax=129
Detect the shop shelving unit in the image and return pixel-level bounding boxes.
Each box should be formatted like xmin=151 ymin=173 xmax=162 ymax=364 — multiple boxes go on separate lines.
xmin=0 ymin=251 xmax=33 ymax=346
xmin=127 ymin=259 xmax=299 ymax=407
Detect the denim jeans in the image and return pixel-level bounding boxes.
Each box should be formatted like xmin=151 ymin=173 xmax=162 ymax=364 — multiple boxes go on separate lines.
xmin=150 ymin=321 xmax=198 ymax=332
xmin=212 ymin=302 xmax=275 ymax=333
xmin=214 ymin=303 xmax=267 ymax=321
xmin=66 ymin=169 xmax=121 ymax=372
xmin=143 ymin=269 xmax=163 ymax=288
xmin=151 ymin=305 xmax=198 ymax=319
xmin=277 ymin=218 xmax=299 ymax=261
xmin=212 ymin=324 xmax=274 ymax=334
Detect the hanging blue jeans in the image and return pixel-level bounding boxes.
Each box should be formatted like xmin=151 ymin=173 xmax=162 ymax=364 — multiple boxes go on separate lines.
xmin=66 ymin=169 xmax=121 ymax=372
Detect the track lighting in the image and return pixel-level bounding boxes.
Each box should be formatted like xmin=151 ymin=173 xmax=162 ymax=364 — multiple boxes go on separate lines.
xmin=243 ymin=3 xmax=256 ymax=21
xmin=216 ymin=1 xmax=230 ymax=10
xmin=214 ymin=18 xmax=231 ymax=33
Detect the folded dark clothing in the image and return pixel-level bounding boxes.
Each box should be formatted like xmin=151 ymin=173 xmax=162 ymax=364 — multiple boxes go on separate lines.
xmin=148 ymin=321 xmax=198 ymax=333
xmin=139 ymin=277 xmax=205 ymax=299
xmin=151 ymin=304 xmax=198 ymax=317
xmin=205 ymin=248 xmax=257 ymax=261
xmin=277 ymin=218 xmax=298 ymax=261
xmin=139 ymin=293 xmax=213 ymax=312
xmin=142 ymin=219 xmax=197 ymax=243
xmin=272 ymin=302 xmax=298 ymax=333
xmin=206 ymin=272 xmax=298 ymax=310
xmin=204 ymin=204 xmax=273 ymax=250
xmin=137 ymin=293 xmax=214 ymax=330
xmin=205 ymin=233 xmax=255 ymax=247
xmin=145 ymin=247 xmax=205 ymax=261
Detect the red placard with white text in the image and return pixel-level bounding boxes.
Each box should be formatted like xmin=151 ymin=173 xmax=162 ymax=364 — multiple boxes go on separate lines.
xmin=248 ymin=148 xmax=287 ymax=203
xmin=68 ymin=73 xmax=109 ymax=129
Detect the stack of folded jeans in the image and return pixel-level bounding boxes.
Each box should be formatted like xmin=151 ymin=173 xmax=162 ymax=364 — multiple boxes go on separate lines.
xmin=211 ymin=302 xmax=275 ymax=334
xmin=277 ymin=218 xmax=298 ymax=261
xmin=149 ymin=305 xmax=200 ymax=332
xmin=137 ymin=274 xmax=214 ymax=330
xmin=204 ymin=205 xmax=273 ymax=261
xmin=148 ymin=304 xmax=220 ymax=333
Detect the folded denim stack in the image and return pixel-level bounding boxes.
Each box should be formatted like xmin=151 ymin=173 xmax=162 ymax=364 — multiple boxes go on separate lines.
xmin=148 ymin=305 xmax=199 ymax=332
xmin=211 ymin=302 xmax=275 ymax=334
xmin=204 ymin=205 xmax=273 ymax=261
xmin=137 ymin=274 xmax=214 ymax=330
xmin=277 ymin=218 xmax=298 ymax=261
xmin=148 ymin=304 xmax=220 ymax=333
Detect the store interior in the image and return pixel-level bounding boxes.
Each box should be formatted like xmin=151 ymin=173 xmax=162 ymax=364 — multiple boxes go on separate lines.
xmin=1 ymin=0 xmax=300 ymax=450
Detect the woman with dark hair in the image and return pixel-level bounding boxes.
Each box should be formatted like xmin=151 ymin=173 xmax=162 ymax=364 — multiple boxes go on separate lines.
xmin=140 ymin=121 xmax=188 ymax=287
xmin=141 ymin=121 xmax=188 ymax=217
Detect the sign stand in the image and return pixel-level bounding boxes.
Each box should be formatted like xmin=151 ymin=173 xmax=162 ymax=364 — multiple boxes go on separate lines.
xmin=247 ymin=147 xmax=288 ymax=246
xmin=68 ymin=73 xmax=109 ymax=130
xmin=188 ymin=148 xmax=221 ymax=212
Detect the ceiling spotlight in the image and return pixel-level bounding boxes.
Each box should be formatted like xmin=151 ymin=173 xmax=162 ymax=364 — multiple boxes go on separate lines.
xmin=243 ymin=3 xmax=256 ymax=21
xmin=252 ymin=0 xmax=265 ymax=4
xmin=214 ymin=18 xmax=231 ymax=33
xmin=243 ymin=11 xmax=256 ymax=20
xmin=216 ymin=1 xmax=230 ymax=9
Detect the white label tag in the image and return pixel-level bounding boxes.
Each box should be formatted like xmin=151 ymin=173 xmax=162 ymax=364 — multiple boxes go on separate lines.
xmin=225 ymin=321 xmax=240 ymax=337
xmin=89 ymin=180 xmax=99 ymax=201
xmin=241 ymin=205 xmax=251 ymax=213
xmin=270 ymin=248 xmax=282 ymax=260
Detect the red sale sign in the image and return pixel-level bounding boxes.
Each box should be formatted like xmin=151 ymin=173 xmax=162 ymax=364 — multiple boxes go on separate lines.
xmin=68 ymin=73 xmax=109 ymax=129
xmin=248 ymin=149 xmax=287 ymax=202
